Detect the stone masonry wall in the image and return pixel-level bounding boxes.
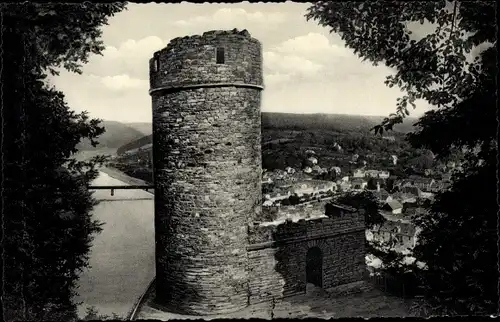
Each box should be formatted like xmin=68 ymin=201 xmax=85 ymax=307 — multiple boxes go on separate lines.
xmin=150 ymin=29 xmax=262 ymax=90
xmin=151 ymin=30 xmax=263 ymax=315
xmin=247 ymin=206 xmax=366 ymax=305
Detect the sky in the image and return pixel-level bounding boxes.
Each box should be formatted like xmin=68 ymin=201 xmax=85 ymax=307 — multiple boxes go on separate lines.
xmin=48 ymin=2 xmax=436 ymax=124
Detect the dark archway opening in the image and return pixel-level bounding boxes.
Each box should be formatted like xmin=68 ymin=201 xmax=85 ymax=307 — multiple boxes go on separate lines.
xmin=306 ymin=247 xmax=323 ymax=288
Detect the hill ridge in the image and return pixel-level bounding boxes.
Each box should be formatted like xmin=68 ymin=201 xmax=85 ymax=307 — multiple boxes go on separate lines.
xmin=113 ymin=112 xmax=417 ymax=155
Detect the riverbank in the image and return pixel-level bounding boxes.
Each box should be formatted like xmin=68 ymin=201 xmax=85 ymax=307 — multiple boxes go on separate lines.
xmin=76 ymin=171 xmax=155 ymax=319
xmin=99 ymin=166 xmax=152 ymax=192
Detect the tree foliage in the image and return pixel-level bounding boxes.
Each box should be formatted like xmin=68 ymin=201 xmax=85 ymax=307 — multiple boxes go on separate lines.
xmin=81 ymin=306 xmax=122 ymax=321
xmin=307 ymin=1 xmax=497 ymax=315
xmin=407 ymin=149 xmax=435 ymax=171
xmin=2 ymin=3 xmax=126 ymax=321
xmin=336 ymin=191 xmax=385 ymax=228
xmin=336 ymin=191 xmax=411 ymax=278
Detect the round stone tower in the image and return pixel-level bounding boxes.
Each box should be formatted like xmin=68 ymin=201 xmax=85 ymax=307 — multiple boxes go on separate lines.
xmin=149 ymin=29 xmax=263 ymax=315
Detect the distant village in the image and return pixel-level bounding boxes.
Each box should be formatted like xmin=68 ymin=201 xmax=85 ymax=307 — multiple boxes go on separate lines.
xmin=258 ymin=147 xmax=459 ymax=272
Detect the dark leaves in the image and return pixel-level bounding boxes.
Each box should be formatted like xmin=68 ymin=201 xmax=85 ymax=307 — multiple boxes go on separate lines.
xmin=3 ymin=3 xmax=126 ymax=320
xmin=306 ymin=1 xmax=495 ymax=141
xmin=307 ymin=1 xmax=498 ymax=315
xmin=336 ymin=190 xmax=385 ymax=228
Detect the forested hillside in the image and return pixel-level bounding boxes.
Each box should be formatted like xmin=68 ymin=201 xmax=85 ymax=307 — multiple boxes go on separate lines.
xmin=115 ymin=112 xmax=417 ymax=155
xmin=261 ymin=113 xmax=417 ymax=133
xmin=76 ymin=120 xmax=145 ymax=151
xmin=126 ymin=122 xmax=153 ymax=135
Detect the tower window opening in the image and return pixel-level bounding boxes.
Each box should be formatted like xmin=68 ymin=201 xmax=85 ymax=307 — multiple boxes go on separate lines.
xmin=216 ymin=47 xmax=225 ymax=64
xmin=153 ymin=57 xmax=159 ymax=72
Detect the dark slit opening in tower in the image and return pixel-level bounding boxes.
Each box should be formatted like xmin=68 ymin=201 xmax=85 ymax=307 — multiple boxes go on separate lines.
xmin=216 ymin=47 xmax=225 ymax=64
xmin=306 ymin=247 xmax=323 ymax=288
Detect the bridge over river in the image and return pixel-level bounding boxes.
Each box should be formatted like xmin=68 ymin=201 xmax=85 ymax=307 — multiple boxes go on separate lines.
xmin=75 ymin=170 xmax=155 ymax=319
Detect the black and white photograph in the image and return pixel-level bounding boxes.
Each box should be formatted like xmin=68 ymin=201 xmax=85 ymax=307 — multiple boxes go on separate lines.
xmin=2 ymin=1 xmax=497 ymax=320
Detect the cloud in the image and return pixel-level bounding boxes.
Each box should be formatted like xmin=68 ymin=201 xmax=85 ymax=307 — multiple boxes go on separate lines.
xmin=83 ymin=36 xmax=169 ymax=79
xmin=262 ymin=32 xmax=358 ymax=87
xmin=49 ymin=71 xmax=152 ymax=123
xmin=172 ymin=8 xmax=287 ymax=28
xmin=264 ymin=73 xmax=292 ymax=89
xmin=263 ymin=51 xmax=323 ymax=76
xmin=100 ymin=75 xmax=148 ymax=91
xmin=273 ymin=32 xmax=351 ymax=59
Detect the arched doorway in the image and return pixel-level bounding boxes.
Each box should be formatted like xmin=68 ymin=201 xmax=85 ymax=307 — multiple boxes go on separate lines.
xmin=306 ymin=247 xmax=323 ymax=288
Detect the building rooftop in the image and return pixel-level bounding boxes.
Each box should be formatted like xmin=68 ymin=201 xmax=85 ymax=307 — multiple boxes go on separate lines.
xmin=379 ymin=221 xmax=416 ymax=236
xmin=385 ymin=200 xmax=404 ymax=210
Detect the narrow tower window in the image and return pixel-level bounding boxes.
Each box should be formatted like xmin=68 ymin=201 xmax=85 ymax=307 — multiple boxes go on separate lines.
xmin=216 ymin=47 xmax=225 ymax=64
xmin=153 ymin=57 xmax=159 ymax=72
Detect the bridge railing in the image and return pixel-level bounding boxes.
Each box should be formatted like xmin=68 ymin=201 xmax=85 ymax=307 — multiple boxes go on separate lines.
xmin=88 ymin=185 xmax=155 ymax=196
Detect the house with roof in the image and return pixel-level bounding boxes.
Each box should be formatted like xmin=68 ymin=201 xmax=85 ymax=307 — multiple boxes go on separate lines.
xmin=332 ymin=142 xmax=342 ymax=151
xmin=392 ymin=192 xmax=417 ymax=204
xmin=262 ymin=176 xmax=273 ymax=184
xmin=429 ymin=180 xmax=451 ymax=192
xmin=353 ymin=168 xmax=365 ymax=178
xmin=291 ymin=180 xmax=335 ymax=197
xmin=382 ymin=199 xmax=403 ymax=214
xmin=364 ymin=169 xmax=380 ymax=178
xmin=368 ymin=178 xmax=385 ymax=190
xmin=394 ymin=179 xmax=413 ymax=189
xmin=339 ymin=181 xmax=352 ymax=192
xmin=373 ymin=188 xmax=393 ymax=203
xmin=410 ymin=177 xmax=435 ymax=192
xmin=263 ymin=200 xmax=274 ymax=207
xmin=440 ymin=172 xmax=452 ymax=181
xmin=371 ymin=220 xmax=418 ymax=250
xmin=446 ymin=161 xmax=456 ymax=169
xmin=378 ymin=170 xmax=390 ymax=179
xmin=330 ymin=166 xmax=341 ymax=175
xmin=419 ymin=191 xmax=434 ymax=199
xmin=401 ymin=185 xmax=423 ymax=198
xmin=312 ymin=165 xmax=325 ymax=174
xmin=307 ymin=156 xmax=318 ymax=165
xmin=404 ymin=207 xmax=427 ymax=220
xmin=351 ymin=178 xmax=367 ymax=191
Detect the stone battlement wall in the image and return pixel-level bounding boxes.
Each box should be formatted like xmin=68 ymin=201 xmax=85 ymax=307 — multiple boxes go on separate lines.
xmin=247 ymin=234 xmax=366 ymax=304
xmin=149 ymin=29 xmax=262 ymax=91
xmin=246 ymin=205 xmax=366 ymax=304
xmin=248 ymin=205 xmax=365 ymax=246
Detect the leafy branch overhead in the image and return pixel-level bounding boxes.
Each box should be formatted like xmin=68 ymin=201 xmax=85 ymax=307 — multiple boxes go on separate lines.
xmin=6 ymin=3 xmax=127 ymax=75
xmin=306 ymin=1 xmax=496 ymax=144
xmin=307 ymin=1 xmax=497 ymax=316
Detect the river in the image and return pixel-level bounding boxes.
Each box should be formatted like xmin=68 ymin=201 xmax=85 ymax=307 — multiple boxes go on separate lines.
xmin=75 ymin=171 xmax=155 ymax=319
